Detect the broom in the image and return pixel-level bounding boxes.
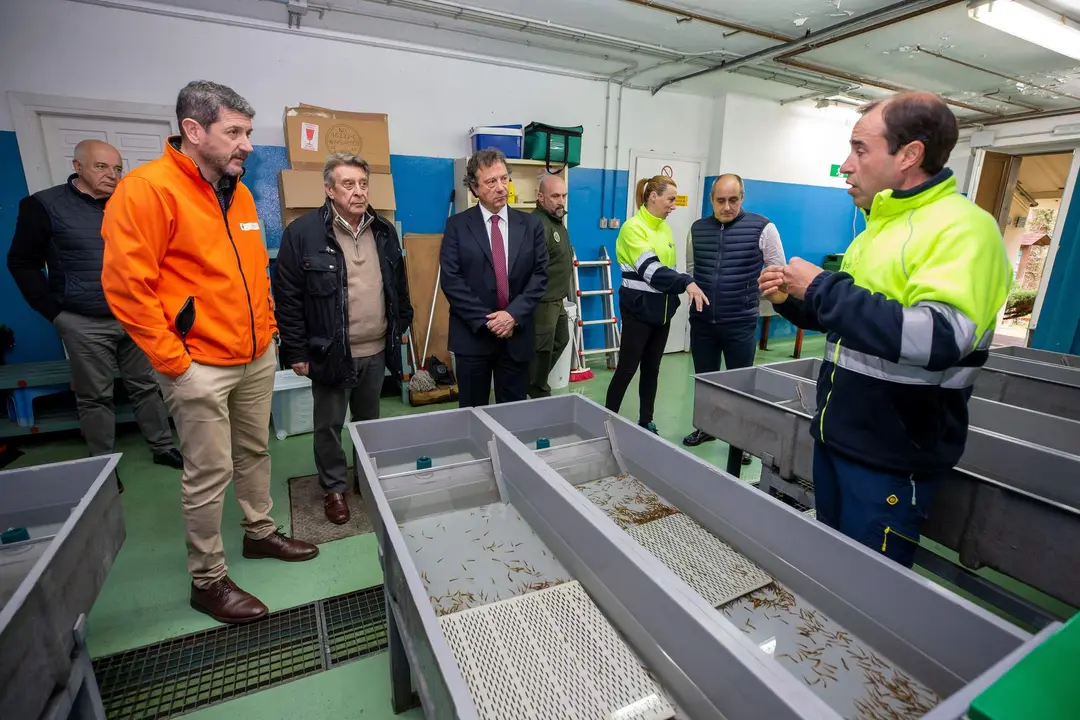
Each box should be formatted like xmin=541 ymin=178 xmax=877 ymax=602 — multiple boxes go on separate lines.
xmin=408 ymin=189 xmax=456 ymax=394
xmin=569 ymin=329 xmax=594 ymax=382
xmin=407 ymin=269 xmax=439 ymax=393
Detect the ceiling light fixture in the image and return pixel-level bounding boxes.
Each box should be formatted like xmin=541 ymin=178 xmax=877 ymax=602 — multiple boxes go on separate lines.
xmin=968 ymin=0 xmax=1080 ymax=62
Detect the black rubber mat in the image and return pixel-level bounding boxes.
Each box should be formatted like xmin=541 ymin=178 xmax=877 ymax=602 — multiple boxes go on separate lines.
xmin=93 ymin=585 xmax=387 ymax=720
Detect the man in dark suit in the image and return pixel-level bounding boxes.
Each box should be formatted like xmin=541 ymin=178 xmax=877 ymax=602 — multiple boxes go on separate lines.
xmin=439 ymin=148 xmax=548 ymax=407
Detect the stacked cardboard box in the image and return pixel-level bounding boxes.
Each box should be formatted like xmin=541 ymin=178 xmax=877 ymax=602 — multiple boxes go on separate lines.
xmin=279 ymin=104 xmax=396 ymax=228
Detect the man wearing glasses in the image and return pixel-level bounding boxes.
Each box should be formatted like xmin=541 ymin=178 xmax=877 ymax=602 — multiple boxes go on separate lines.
xmin=7 ymin=139 xmax=183 ymax=491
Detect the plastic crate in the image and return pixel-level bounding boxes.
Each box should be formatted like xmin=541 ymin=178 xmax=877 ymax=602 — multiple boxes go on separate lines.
xmin=271 ymin=370 xmax=313 ymax=440
xmin=523 ymin=122 xmax=583 ymax=170
xmin=469 ymin=125 xmax=523 ymax=159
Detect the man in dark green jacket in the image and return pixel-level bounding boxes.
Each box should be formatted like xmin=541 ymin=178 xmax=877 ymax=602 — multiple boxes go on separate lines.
xmin=528 ymin=174 xmax=573 ymax=397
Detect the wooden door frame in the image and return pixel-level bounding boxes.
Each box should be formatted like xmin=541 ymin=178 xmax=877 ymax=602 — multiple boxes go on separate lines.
xmin=967 ymin=143 xmax=1080 ymax=340
xmin=7 ymin=91 xmax=177 ymax=194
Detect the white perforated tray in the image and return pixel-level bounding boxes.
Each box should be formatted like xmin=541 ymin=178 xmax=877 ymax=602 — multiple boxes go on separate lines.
xmin=439 ymin=581 xmax=676 ymax=720
xmin=625 ymin=513 xmax=773 ymax=607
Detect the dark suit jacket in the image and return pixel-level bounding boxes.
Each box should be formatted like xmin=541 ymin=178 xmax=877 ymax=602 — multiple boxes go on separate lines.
xmin=439 ymin=205 xmax=548 ymax=362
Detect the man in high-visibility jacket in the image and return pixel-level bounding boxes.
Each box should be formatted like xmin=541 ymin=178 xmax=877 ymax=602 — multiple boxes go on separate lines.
xmin=759 ymin=92 xmax=1012 ymax=568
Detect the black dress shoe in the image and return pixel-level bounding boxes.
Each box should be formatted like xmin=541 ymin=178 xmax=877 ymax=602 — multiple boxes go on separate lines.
xmin=153 ymin=448 xmax=184 ymax=469
xmin=682 ymin=429 xmax=715 ymax=447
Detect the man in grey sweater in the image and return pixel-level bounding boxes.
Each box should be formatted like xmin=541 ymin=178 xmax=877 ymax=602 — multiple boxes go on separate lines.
xmin=273 ymin=153 xmax=412 ymax=525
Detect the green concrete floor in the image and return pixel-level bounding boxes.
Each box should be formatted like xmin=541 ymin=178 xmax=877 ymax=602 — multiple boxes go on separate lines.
xmin=8 ymin=333 xmax=1074 ymax=719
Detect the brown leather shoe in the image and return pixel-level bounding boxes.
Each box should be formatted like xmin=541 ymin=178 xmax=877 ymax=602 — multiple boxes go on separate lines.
xmin=190 ymin=577 xmax=268 ymax=624
xmin=325 ymin=493 xmax=350 ymax=525
xmin=242 ymin=528 xmax=319 ymax=562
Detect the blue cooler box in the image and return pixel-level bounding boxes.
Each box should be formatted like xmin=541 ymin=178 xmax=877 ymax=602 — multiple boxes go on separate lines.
xmin=470 ymin=125 xmax=523 ymax=158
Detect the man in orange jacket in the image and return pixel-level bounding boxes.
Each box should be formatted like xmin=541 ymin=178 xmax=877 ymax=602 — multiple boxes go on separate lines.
xmin=102 ymin=81 xmax=318 ymax=624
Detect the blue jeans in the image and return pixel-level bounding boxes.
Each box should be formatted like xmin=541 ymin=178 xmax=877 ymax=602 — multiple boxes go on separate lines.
xmin=812 ymin=443 xmax=939 ymax=568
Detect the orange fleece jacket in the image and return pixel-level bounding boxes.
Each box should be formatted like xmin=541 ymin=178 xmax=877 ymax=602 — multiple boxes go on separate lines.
xmin=101 ymin=138 xmax=276 ymax=377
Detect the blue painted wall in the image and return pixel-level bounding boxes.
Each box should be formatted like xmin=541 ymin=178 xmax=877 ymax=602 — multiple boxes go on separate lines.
xmin=700 ymin=175 xmax=867 ymax=341
xmin=1032 ymin=172 xmax=1080 ymax=354
xmin=0 ymin=131 xmax=64 ymax=364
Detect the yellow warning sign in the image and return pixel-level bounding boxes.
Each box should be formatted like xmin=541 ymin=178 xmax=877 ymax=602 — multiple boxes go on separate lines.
xmin=675 ymin=195 xmax=689 ymax=207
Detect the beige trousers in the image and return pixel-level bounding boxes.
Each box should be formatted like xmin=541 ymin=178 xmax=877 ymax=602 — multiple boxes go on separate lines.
xmin=157 ymin=347 xmax=278 ymax=589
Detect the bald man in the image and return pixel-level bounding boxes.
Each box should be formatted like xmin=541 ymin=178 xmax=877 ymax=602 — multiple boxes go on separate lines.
xmin=683 ymin=173 xmax=786 ymax=452
xmin=7 ymin=140 xmax=182 ymax=488
xmin=528 ymin=174 xmax=574 ymax=398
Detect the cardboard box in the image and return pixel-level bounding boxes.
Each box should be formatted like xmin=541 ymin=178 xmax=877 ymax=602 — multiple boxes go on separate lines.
xmin=284 ymin=104 xmax=391 ymax=173
xmin=278 ymin=169 xmax=396 ymax=229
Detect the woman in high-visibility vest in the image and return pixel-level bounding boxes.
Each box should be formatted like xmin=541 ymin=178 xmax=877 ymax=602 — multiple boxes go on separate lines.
xmin=606 ymin=175 xmax=708 ymax=433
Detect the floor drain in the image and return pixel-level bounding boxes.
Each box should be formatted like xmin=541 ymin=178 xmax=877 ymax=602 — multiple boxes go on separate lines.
xmin=93 ymin=585 xmax=387 ymax=720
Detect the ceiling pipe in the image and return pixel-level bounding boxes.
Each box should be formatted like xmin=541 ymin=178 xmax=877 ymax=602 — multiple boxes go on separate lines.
xmin=776 ymin=58 xmax=1007 ymax=115
xmin=960 ymin=104 xmax=1080 ymax=127
xmin=984 ymin=93 xmax=1045 ymax=112
xmin=915 ymin=46 xmax=1080 ymax=104
xmin=341 ymin=0 xmax=732 ymax=62
xmin=614 ymin=55 xmax=851 ymax=96
xmin=75 ymin=0 xmax=660 ymax=89
xmin=650 ymin=0 xmax=948 ymax=95
xmin=616 ymin=0 xmax=794 ymax=43
xmin=774 ymin=0 xmax=965 ymax=62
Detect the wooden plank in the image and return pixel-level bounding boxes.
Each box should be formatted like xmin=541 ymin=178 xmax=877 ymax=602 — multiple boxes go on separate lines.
xmin=403 ymin=233 xmax=452 ymax=369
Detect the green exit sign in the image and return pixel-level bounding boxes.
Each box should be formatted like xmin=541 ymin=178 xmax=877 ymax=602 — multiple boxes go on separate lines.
xmin=830 ymin=164 xmax=848 ymax=178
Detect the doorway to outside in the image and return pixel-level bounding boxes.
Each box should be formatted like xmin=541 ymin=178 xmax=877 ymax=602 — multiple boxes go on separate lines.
xmin=973 ymin=151 xmax=1072 ymax=347
xmin=628 ymin=152 xmax=704 ymax=354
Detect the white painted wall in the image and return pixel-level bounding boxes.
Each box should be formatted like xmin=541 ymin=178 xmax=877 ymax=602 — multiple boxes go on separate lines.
xmin=714 ymin=93 xmax=858 ymax=188
xmin=946 ymin=139 xmax=973 ymax=191
xmin=0 ymin=0 xmax=713 ymax=167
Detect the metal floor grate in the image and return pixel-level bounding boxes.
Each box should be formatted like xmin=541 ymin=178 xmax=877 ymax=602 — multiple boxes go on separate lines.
xmin=93 ymin=585 xmax=386 ymax=720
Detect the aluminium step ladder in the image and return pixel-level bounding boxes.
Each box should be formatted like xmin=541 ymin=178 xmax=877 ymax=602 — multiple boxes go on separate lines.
xmin=570 ymin=246 xmax=621 ymax=370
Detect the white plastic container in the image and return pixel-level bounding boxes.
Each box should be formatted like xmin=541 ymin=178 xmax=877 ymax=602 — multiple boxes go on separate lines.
xmin=547 ymin=301 xmax=577 ymax=391
xmin=271 ymin=370 xmax=314 ymax=440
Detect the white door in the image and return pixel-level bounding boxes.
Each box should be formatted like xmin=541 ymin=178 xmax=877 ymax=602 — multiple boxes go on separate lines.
xmin=629 ymin=153 xmax=703 ymax=353
xmin=40 ymin=114 xmax=172 ymax=185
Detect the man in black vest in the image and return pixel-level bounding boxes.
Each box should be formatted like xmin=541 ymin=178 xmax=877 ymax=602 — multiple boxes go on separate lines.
xmin=7 ymin=140 xmax=182 ymax=486
xmin=683 ymin=174 xmax=787 ymax=453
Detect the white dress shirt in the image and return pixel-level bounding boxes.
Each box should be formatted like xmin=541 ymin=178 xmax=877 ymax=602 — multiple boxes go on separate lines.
xmin=478 ymin=203 xmax=510 ymax=276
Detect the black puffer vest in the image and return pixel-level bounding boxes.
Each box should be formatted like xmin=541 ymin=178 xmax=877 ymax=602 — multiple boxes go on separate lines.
xmin=34 ymin=175 xmax=112 ymax=317
xmin=689 ymin=211 xmax=767 ymax=324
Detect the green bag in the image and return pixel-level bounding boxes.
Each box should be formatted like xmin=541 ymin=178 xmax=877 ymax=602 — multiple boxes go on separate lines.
xmin=523 ymin=123 xmax=583 ymax=172
xmin=822 ymin=253 xmax=845 ymax=273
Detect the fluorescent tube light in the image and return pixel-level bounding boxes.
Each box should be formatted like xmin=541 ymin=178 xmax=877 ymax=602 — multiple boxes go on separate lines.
xmin=968 ymin=0 xmax=1080 ymax=61
xmin=825 ymin=95 xmax=863 ymax=105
